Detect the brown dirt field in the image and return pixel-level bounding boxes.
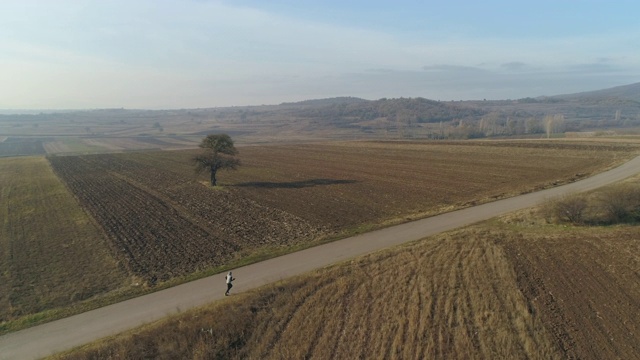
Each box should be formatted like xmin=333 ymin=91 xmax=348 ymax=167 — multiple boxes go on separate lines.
xmin=45 ymin=140 xmax=638 ymax=287
xmin=80 ymin=138 xmax=127 ymax=151
xmin=53 ymin=221 xmax=640 ymax=360
xmin=82 ymin=137 xmax=174 ymax=151
xmin=498 ymin=225 xmax=640 ymax=360
xmin=48 ymin=155 xmax=324 ymax=284
xmin=121 ymin=140 xmax=640 ymax=232
xmin=223 ymin=140 xmax=640 ymax=230
xmin=53 ymin=228 xmax=563 ymax=360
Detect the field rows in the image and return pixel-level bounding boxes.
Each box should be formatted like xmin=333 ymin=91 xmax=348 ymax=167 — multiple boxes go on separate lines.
xmin=500 ymin=225 xmax=640 ymax=359
xmin=83 ymin=154 xmax=326 ymax=248
xmin=5 ymin=140 xmax=637 ymax=330
xmin=224 ymin=141 xmax=639 ymax=229
xmin=56 ymin=217 xmax=640 ymax=360
xmin=46 ymin=140 xmax=636 ymax=286
xmin=48 ymin=155 xmax=324 ymax=284
xmin=57 ymin=227 xmax=563 ymax=359
xmin=0 ymin=157 xmax=125 ymax=322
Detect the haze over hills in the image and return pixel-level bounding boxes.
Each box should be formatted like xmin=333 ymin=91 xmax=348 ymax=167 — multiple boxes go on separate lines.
xmin=1 ymin=82 xmax=640 ymax=157
xmin=283 ymin=81 xmax=640 ymax=106
xmin=2 ymin=81 xmax=639 ymax=114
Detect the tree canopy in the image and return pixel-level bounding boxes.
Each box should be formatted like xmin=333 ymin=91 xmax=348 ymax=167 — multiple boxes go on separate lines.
xmin=193 ymin=134 xmax=240 ymax=186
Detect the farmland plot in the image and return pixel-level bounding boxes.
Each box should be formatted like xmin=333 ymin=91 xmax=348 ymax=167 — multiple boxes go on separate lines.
xmin=0 ymin=157 xmax=126 ymax=324
xmin=47 ymin=140 xmax=639 ymax=287
xmin=110 ymin=140 xmax=640 ymax=234
xmin=500 ymin=225 xmax=640 ymax=360
xmin=55 ymin=227 xmax=564 ymax=359
xmin=80 ymin=137 xmax=170 ymax=152
xmin=55 ymin=222 xmax=640 ymax=360
xmin=222 ymin=140 xmax=640 ymax=230
xmin=48 ymin=155 xmax=325 ymax=284
xmin=0 ymin=137 xmax=46 ymax=157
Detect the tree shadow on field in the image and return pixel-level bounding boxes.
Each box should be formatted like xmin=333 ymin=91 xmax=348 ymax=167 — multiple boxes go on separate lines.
xmin=233 ymin=178 xmax=358 ymax=189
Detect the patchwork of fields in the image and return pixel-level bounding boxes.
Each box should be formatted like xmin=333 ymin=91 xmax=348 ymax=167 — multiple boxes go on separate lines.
xmin=2 ymin=139 xmax=639 ymax=338
xmin=48 ymin=141 xmax=639 ymax=285
xmin=48 ymin=155 xmax=324 ymax=284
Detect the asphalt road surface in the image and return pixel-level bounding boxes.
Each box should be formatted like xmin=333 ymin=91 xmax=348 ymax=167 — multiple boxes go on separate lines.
xmin=2 ymin=154 xmax=640 ymax=360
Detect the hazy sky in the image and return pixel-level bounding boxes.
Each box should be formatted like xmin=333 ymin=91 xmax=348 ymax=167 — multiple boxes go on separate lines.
xmin=2 ymin=0 xmax=639 ymax=109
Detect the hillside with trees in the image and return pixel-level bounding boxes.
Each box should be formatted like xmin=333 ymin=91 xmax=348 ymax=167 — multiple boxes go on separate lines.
xmin=1 ymin=82 xmax=640 ymax=156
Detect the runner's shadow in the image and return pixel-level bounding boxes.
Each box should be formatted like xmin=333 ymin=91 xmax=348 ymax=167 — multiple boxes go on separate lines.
xmin=233 ymin=178 xmax=357 ymax=189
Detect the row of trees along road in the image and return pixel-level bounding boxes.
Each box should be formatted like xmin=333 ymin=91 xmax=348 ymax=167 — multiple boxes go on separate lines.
xmin=193 ymin=134 xmax=240 ymax=186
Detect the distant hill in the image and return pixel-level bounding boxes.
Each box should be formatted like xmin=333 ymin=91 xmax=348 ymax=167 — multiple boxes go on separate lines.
xmin=280 ymin=97 xmax=369 ymax=106
xmin=3 ymin=82 xmax=640 ymax=147
xmin=292 ymin=97 xmax=484 ymax=124
xmin=551 ymin=82 xmax=640 ymax=103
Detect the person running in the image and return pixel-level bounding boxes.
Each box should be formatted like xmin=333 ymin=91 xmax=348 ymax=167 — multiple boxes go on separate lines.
xmin=225 ymin=271 xmax=235 ymax=296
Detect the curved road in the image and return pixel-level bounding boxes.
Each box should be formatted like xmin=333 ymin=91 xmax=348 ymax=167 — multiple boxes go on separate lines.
xmin=2 ymin=155 xmax=640 ymax=360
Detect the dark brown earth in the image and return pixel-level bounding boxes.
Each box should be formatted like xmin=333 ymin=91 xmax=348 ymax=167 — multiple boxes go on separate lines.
xmin=48 ymin=155 xmax=324 ymax=284
xmin=47 ymin=140 xmax=638 ymax=284
xmin=500 ymin=227 xmax=640 ymax=360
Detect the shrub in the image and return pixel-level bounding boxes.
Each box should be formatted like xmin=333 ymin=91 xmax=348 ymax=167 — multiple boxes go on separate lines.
xmin=541 ymin=193 xmax=588 ymax=224
xmin=596 ymin=184 xmax=640 ymax=224
xmin=541 ymin=183 xmax=640 ymax=226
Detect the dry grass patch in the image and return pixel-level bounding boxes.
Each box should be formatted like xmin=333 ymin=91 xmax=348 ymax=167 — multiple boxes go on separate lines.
xmin=0 ymin=157 xmax=127 ymax=332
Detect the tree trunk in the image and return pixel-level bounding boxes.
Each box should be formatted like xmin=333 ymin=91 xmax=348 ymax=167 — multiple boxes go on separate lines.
xmin=210 ymin=168 xmax=217 ymax=186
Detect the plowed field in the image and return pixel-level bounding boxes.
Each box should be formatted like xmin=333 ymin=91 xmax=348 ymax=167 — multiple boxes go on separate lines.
xmin=48 ymin=155 xmax=324 ymax=284
xmin=48 ymin=140 xmax=638 ymax=286
xmin=156 ymin=140 xmax=638 ymax=230
xmin=500 ymin=225 xmax=640 ymax=359
xmin=55 ymin=220 xmax=640 ymax=360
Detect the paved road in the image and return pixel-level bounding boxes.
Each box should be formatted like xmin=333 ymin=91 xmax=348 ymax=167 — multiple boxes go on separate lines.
xmin=2 ymin=155 xmax=640 ymax=360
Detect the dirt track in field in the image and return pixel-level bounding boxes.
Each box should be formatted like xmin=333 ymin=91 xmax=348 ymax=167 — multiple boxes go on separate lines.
xmin=1 ymin=153 xmax=639 ymax=360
